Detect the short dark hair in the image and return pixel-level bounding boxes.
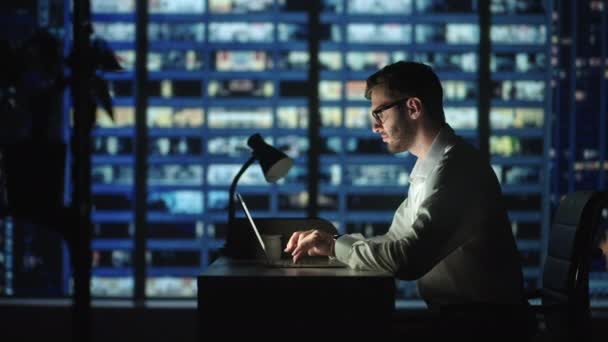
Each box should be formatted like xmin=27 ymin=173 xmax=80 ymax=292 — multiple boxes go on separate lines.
xmin=365 ymin=61 xmax=445 ymax=125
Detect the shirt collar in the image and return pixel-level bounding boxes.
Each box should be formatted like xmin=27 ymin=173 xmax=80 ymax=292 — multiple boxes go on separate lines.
xmin=410 ymin=123 xmax=457 ymax=181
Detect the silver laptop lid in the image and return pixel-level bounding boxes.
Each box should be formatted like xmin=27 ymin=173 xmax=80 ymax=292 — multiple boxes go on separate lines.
xmin=236 ymin=192 xmax=270 ymax=262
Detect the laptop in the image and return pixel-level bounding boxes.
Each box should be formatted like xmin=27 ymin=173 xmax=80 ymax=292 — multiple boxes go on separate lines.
xmin=236 ymin=192 xmax=347 ymax=268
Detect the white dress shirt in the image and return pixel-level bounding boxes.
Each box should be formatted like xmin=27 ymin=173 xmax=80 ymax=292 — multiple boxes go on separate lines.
xmin=334 ymin=124 xmax=525 ymax=308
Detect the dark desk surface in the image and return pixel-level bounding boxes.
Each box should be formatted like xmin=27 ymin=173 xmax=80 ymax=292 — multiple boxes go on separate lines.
xmin=198 ymin=257 xmax=396 ymax=338
xmin=202 ymin=257 xmax=394 ymax=278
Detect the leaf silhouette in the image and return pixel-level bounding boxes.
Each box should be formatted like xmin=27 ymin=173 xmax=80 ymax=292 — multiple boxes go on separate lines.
xmin=92 ymin=74 xmax=113 ymax=121
xmin=91 ymin=38 xmax=123 ymax=72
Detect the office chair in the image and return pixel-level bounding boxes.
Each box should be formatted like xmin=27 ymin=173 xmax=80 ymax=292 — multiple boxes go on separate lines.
xmin=528 ymin=190 xmax=608 ymax=342
xmin=428 ymin=191 xmax=607 ymax=341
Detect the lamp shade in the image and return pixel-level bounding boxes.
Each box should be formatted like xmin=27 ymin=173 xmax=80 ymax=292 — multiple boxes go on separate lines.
xmin=247 ymin=133 xmax=293 ymax=182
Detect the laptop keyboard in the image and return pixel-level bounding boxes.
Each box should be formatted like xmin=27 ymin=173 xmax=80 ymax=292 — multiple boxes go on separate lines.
xmin=269 ymin=258 xmax=344 ymax=268
xmin=274 ymin=259 xmax=319 ymax=266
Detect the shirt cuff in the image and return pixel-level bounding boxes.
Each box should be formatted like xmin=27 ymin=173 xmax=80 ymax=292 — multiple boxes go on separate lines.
xmin=334 ymin=234 xmax=360 ymax=262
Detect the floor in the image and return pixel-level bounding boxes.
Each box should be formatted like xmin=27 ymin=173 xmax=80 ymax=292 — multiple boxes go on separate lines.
xmin=1 ymin=303 xmax=607 ymax=341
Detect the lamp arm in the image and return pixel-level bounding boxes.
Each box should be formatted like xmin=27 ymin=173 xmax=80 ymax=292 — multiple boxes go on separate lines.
xmin=227 ymin=155 xmax=256 ymax=225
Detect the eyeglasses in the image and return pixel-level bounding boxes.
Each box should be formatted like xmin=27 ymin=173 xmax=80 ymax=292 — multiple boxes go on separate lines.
xmin=371 ymin=97 xmax=409 ymax=124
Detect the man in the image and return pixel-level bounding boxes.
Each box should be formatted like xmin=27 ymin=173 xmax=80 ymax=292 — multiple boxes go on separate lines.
xmin=285 ymin=61 xmax=532 ymax=337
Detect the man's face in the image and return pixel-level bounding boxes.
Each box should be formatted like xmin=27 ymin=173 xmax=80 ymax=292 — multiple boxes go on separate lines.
xmin=369 ymin=85 xmax=416 ymax=153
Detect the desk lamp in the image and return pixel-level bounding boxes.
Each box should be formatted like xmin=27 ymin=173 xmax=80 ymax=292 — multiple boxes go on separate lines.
xmin=227 ymin=133 xmax=293 ymax=227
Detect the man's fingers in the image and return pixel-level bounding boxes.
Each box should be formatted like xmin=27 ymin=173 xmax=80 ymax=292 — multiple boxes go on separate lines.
xmin=284 ymin=231 xmax=301 ymax=252
xmin=291 ymin=244 xmax=304 ymax=257
xmin=291 ymin=235 xmax=311 ymax=257
xmin=285 ymin=229 xmax=314 ymax=252
xmin=292 ymin=251 xmax=303 ymax=263
xmin=290 ymin=235 xmax=303 ymax=254
xmin=286 ymin=229 xmax=320 ymax=262
xmin=292 ymin=244 xmax=312 ymax=263
xmin=292 ymin=248 xmax=305 ymax=262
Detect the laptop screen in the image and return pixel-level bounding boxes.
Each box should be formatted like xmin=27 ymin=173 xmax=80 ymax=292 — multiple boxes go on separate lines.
xmin=236 ymin=192 xmax=270 ymax=260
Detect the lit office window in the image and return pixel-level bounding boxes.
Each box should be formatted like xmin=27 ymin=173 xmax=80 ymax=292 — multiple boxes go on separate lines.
xmin=209 ymin=0 xmax=273 ymax=13
xmin=348 ymin=0 xmax=412 ymax=14
xmin=140 ymin=0 xmax=311 ymax=298
xmin=92 ymin=22 xmax=135 ymax=42
xmin=88 ymin=1 xmax=138 ymax=298
xmin=148 ymin=23 xmax=205 ymax=43
xmin=209 ymin=23 xmax=274 ymax=43
xmin=92 ymin=0 xmax=135 ymax=13
xmin=149 ymin=0 xmax=205 ymax=14
xmin=144 ymin=0 xmax=207 ymax=297
xmin=490 ymin=0 xmax=550 ymax=292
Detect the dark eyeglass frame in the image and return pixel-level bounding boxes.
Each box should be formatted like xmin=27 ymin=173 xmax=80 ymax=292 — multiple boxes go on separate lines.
xmin=371 ymin=97 xmax=410 ymax=124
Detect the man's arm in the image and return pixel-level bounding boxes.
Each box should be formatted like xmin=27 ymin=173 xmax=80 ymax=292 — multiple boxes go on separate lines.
xmin=364 ymin=197 xmax=410 ymax=244
xmin=334 ymin=155 xmax=484 ymax=279
xmin=284 ymin=198 xmax=410 ymax=262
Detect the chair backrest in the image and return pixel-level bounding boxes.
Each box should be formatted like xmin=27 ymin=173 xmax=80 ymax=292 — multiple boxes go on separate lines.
xmin=541 ymin=190 xmax=608 ymax=339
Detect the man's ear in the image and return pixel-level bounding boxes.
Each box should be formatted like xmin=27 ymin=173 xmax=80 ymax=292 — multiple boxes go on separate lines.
xmin=406 ymin=97 xmax=423 ymax=120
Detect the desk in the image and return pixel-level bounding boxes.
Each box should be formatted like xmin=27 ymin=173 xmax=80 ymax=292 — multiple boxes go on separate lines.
xmin=198 ymin=257 xmax=396 ymax=338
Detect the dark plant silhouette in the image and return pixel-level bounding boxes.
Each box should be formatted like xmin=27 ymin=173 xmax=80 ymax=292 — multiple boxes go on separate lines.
xmin=0 ymin=25 xmax=122 ymax=142
xmin=0 ymin=26 xmax=122 ymax=220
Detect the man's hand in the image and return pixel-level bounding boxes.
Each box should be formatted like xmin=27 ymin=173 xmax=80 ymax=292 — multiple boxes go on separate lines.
xmin=284 ymin=229 xmax=334 ymax=263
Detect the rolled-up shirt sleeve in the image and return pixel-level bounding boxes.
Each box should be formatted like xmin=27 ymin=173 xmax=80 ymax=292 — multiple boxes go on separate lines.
xmin=334 ymin=152 xmax=482 ymax=280
xmin=335 ymin=197 xmax=409 ymax=265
